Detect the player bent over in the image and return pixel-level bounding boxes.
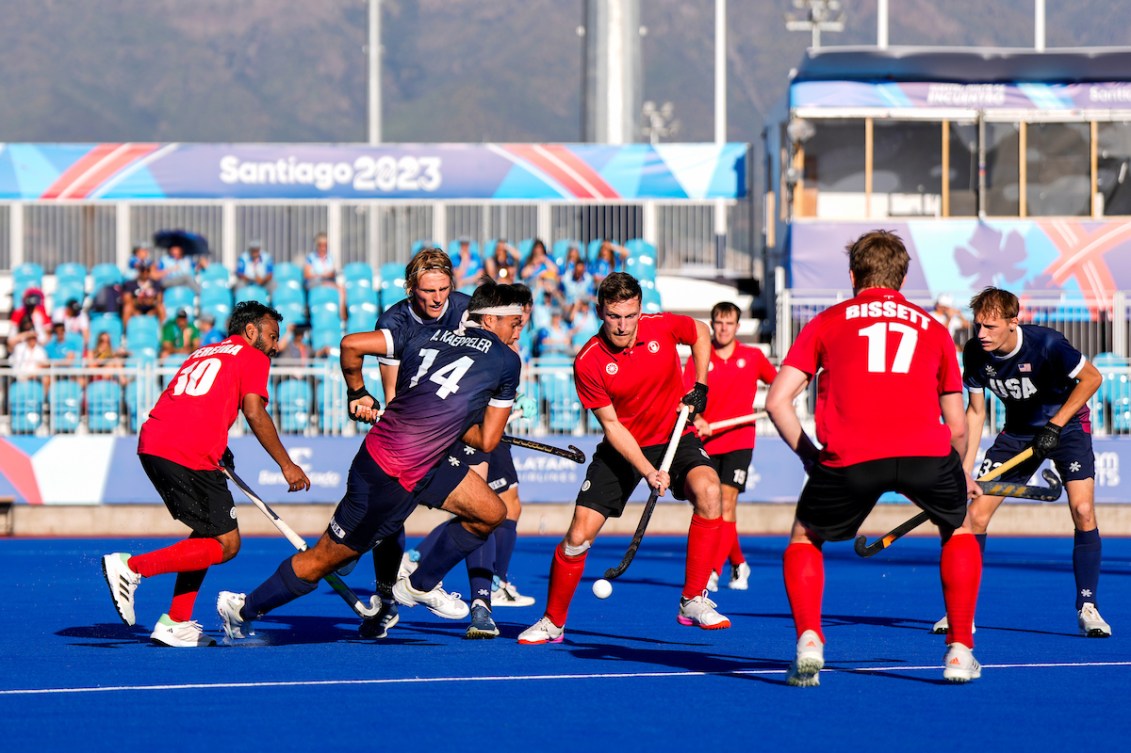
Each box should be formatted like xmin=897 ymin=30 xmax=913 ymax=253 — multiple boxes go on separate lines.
xmin=101 ymin=301 xmax=311 ymax=647
xmin=765 ymin=230 xmax=983 ymax=685
xmin=931 ymin=287 xmax=1109 ymax=637
xmin=216 ymin=283 xmax=524 ymax=640
xmin=518 ymin=272 xmax=728 ymax=645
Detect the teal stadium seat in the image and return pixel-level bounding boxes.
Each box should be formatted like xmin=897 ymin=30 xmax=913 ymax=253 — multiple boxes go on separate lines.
xmin=86 ymin=380 xmax=123 ymax=433
xmin=411 ymin=240 xmax=437 ymax=255
xmin=552 ymin=239 xmax=581 ymax=270
xmin=274 ymin=262 xmax=305 ymax=289
xmin=125 ymin=315 xmax=161 ymax=361
xmin=163 ymin=286 xmax=197 ymax=320
xmin=379 ymin=262 xmax=407 ymax=312
xmin=90 ymin=263 xmax=124 ymax=293
xmin=54 ymin=262 xmax=87 ymax=287
xmin=12 ymin=263 xmax=44 ymax=303
xmin=89 ymin=313 xmax=124 ymax=349
xmin=200 ymin=286 xmax=234 ymax=325
xmin=9 ymin=380 xmax=45 ymax=434
xmin=277 ymin=379 xmax=314 ymax=433
xmin=53 ymin=281 xmax=87 ymax=310
xmin=642 ymin=287 xmax=663 ymax=314
xmin=235 ymin=284 xmax=270 ymax=306
xmin=49 ymin=379 xmax=83 ymax=433
xmin=200 ymin=264 xmax=231 ymax=286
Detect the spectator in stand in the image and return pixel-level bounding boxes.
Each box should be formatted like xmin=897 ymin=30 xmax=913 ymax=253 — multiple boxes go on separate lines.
xmin=453 ymin=237 xmax=485 ymax=290
xmin=535 ymin=307 xmax=573 ymax=358
xmin=8 ymin=316 xmax=49 ymax=378
xmin=52 ymin=298 xmax=90 ymax=344
xmin=10 ymin=288 xmax=51 ymax=344
xmin=198 ymin=313 xmax=226 ymax=346
xmin=88 ymin=330 xmax=127 ymax=369
xmin=569 ymin=300 xmax=599 ymax=342
xmin=562 ymin=257 xmax=596 ymax=319
xmin=154 ymin=242 xmax=197 ymax=290
xmin=161 ymin=310 xmax=200 ymax=356
xmin=930 ymin=294 xmax=971 ymax=351
xmin=92 ymin=278 xmax=125 ymax=318
xmin=122 ymin=261 xmax=165 ymax=327
xmin=531 ymin=270 xmax=567 ymax=332
xmin=127 ymin=243 xmax=153 ymax=280
xmin=484 ymin=239 xmax=520 ymax=283
xmin=277 ymin=323 xmax=311 ymax=364
xmin=588 ymin=240 xmax=630 ymax=287
xmin=44 ymin=321 xmax=83 ymax=365
xmin=520 ymin=239 xmax=560 ymax=285
xmin=304 ymin=232 xmax=339 ymax=289
xmin=236 ymin=241 xmax=274 ymax=290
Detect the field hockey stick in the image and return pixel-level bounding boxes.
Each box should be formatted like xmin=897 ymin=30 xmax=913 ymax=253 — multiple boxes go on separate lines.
xmin=853 ymin=447 xmax=1035 ymax=558
xmin=603 ymin=405 xmax=691 ymax=581
xmin=501 ymin=435 xmax=586 ymax=464
xmin=706 ymin=411 xmax=767 ymax=432
xmin=220 ymin=465 xmax=380 ymax=618
xmin=980 ymin=468 xmax=1062 ymax=502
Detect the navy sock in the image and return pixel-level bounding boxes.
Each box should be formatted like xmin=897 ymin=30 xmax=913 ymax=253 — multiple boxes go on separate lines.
xmin=1073 ymin=528 xmax=1102 ymax=610
xmin=493 ymin=519 xmax=519 ymax=582
xmin=411 ymin=519 xmax=488 ymax=592
xmin=415 ymin=519 xmax=446 ymax=560
xmin=370 ymin=529 xmax=405 ymax=598
xmin=242 ymin=557 xmax=317 ymax=619
xmin=974 ymin=533 xmax=987 ymax=554
xmin=465 ymin=532 xmax=497 ymax=605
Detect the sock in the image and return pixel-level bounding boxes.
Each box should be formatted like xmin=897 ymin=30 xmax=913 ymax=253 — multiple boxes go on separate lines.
xmin=1073 ymin=528 xmax=1102 ymax=610
xmin=544 ymin=543 xmax=587 ymax=627
xmin=683 ymin=514 xmax=723 ymax=599
xmin=940 ymin=533 xmax=982 ymax=648
xmin=169 ymin=569 xmax=208 ymax=623
xmin=465 ymin=531 xmax=497 ymax=605
xmin=242 ymin=557 xmax=317 ymax=620
xmin=371 ymin=530 xmax=406 ymax=598
xmin=128 ymin=538 xmax=223 ymax=577
xmin=415 ymin=520 xmax=446 ymax=560
xmin=493 ymin=518 xmax=519 ymax=582
xmin=713 ymin=520 xmax=738 ymax=576
xmin=728 ymin=523 xmax=746 ymax=566
xmin=783 ymin=542 xmax=825 ymax=642
xmin=410 ymin=519 xmax=487 ymax=592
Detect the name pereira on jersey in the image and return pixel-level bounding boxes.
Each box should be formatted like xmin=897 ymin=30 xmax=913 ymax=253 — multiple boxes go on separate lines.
xmin=844 ymin=300 xmax=933 ymax=329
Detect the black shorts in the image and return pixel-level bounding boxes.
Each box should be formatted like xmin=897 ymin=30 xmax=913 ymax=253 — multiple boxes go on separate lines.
xmin=139 ymin=453 xmax=237 ymax=538
xmin=796 ymin=452 xmax=968 ymax=542
xmin=576 ymin=432 xmax=714 ymax=519
xmin=710 ymin=448 xmax=754 ymax=491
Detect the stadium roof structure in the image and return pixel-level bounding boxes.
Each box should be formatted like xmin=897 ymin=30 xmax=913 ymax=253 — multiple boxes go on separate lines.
xmin=791 ymin=46 xmax=1131 ymax=84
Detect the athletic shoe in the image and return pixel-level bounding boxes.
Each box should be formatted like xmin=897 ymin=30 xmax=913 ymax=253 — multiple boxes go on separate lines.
xmin=942 ymin=642 xmax=982 ymax=682
xmin=517 ymin=615 xmax=565 ymax=645
xmin=102 ymin=553 xmax=141 ymax=626
xmin=677 ymin=591 xmax=732 ymax=629
xmin=931 ymin=615 xmax=976 ymax=635
xmin=150 ymin=614 xmax=217 ymax=647
xmin=1078 ymin=602 xmax=1112 ymax=637
xmin=216 ymin=591 xmax=254 ymax=640
xmin=392 ymin=576 xmax=469 ymax=619
xmin=491 ymin=576 xmax=536 ymax=608
xmin=398 ymin=549 xmax=420 ymax=579
xmin=358 ymin=596 xmax=399 ymax=640
xmin=728 ymin=561 xmax=752 ymax=591
xmin=786 ymin=629 xmax=824 ymax=687
xmin=706 ymin=570 xmax=720 ymax=593
xmin=465 ymin=601 xmax=500 ymax=639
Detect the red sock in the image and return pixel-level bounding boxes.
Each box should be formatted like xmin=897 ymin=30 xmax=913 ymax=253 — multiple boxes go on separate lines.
xmin=940 ymin=533 xmax=981 ymax=648
xmin=128 ymin=538 xmax=224 ymax=578
xmin=783 ymin=542 xmax=824 ymax=642
xmin=544 ymin=543 xmax=587 ymax=627
xmin=169 ymin=569 xmax=209 ymax=623
xmin=728 ymin=525 xmax=745 ymax=565
xmin=713 ymin=521 xmax=738 ymax=575
xmin=683 ymin=514 xmax=722 ymax=599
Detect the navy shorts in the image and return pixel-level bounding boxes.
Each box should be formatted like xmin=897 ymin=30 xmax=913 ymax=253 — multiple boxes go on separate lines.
xmin=329 ymin=445 xmax=469 ymax=553
xmin=797 ymin=452 xmax=968 ymax=542
xmin=576 ymin=432 xmax=714 ymax=519
xmin=709 ymin=448 xmax=754 ymax=492
xmin=485 ymin=444 xmax=519 ymax=494
xmin=139 ymin=454 xmax=237 ymax=538
xmin=977 ymin=426 xmax=1094 ymax=484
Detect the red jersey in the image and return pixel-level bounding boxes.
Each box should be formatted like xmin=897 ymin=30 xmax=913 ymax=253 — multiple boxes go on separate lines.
xmin=575 ymin=312 xmax=699 ymax=447
xmin=138 ymin=335 xmax=271 ymax=470
xmin=783 ymin=288 xmax=961 ymax=467
xmin=684 ymin=343 xmax=777 ymax=455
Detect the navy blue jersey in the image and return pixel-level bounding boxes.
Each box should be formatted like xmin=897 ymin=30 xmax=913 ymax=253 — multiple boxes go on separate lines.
xmin=962 ymin=324 xmax=1089 ymax=435
xmin=374 ymin=292 xmax=471 ymax=373
xmin=365 ymin=320 xmax=520 ymax=490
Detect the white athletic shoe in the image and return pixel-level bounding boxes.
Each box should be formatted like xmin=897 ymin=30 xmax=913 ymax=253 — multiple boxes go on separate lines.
xmin=1079 ymin=603 xmax=1112 ymax=637
xmin=491 ymin=576 xmax=536 ymax=608
xmin=786 ymin=629 xmax=824 ymax=687
xmin=392 ymin=576 xmax=469 ymax=619
xmin=150 ymin=614 xmax=217 ymax=647
xmin=216 ymin=591 xmax=254 ymax=640
xmin=706 ymin=570 xmax=720 ymax=593
xmin=931 ymin=615 xmax=976 ymax=635
xmin=102 ymin=553 xmax=141 ymax=626
xmin=727 ymin=561 xmax=751 ymax=591
xmin=517 ymin=615 xmax=565 ymax=645
xmin=943 ymin=642 xmax=982 ymax=682
xmin=677 ymin=591 xmax=732 ymax=630
xmin=398 ymin=550 xmax=420 ymax=579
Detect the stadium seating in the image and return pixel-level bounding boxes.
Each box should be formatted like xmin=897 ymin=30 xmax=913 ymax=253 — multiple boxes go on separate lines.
xmin=411 ymin=240 xmax=437 ymax=256
xmin=625 ymin=253 xmax=656 ymax=282
xmin=49 ymin=379 xmax=83 ymax=433
xmin=586 ymin=238 xmax=605 ymax=262
xmin=378 ymin=262 xmax=406 ymax=311
xmin=89 ymin=313 xmax=124 ymax=348
xmin=200 ymin=286 xmax=234 ymax=324
xmin=625 ymin=238 xmax=658 ymax=263
xmin=199 ymin=264 xmax=231 ymax=286
xmin=275 ymin=300 xmax=308 ymax=327
xmin=235 ymin=284 xmax=270 ymax=306
xmin=54 ymin=262 xmax=87 ymax=287
xmin=163 ymin=286 xmax=197 ymax=320
xmin=90 ymin=263 xmax=124 ymax=294
xmin=642 ymin=287 xmax=663 ymax=314
xmin=274 ymin=262 xmax=305 ymax=290
xmin=540 ymin=368 xmax=582 ymax=434
xmin=448 ymin=239 xmax=481 ymax=263
xmin=159 ymin=353 xmax=188 ymax=387
xmin=9 ymin=380 xmax=45 ymax=434
xmin=277 ymin=378 xmax=314 ymax=433
xmin=552 ymin=239 xmax=581 ymax=269
xmin=343 ymin=262 xmax=376 ymax=306
xmin=86 ymin=380 xmax=123 ymax=433
xmin=125 ymin=315 xmax=161 ymax=361
xmin=12 ymin=262 xmax=44 ymax=303
xmin=53 ymin=281 xmax=87 ymax=310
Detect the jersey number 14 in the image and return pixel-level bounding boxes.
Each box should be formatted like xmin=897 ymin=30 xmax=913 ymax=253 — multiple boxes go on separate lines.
xmin=407 ymin=348 xmax=474 ymax=399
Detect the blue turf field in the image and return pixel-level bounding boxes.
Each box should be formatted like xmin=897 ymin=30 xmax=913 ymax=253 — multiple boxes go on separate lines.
xmin=2 ymin=534 xmax=1129 ymax=751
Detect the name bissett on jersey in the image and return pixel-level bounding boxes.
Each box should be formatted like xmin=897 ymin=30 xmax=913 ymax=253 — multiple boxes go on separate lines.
xmin=844 ymin=300 xmax=933 ymax=330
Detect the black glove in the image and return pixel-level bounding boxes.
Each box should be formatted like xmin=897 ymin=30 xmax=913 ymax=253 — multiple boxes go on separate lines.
xmin=681 ymin=382 xmax=708 ymax=417
xmin=347 ymin=385 xmax=379 ymax=421
xmin=220 ymin=446 xmax=235 ymax=471
xmin=1032 ymin=422 xmax=1062 ymax=460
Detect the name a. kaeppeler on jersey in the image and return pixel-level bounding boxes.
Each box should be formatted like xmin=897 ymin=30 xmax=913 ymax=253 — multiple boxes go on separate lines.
xmin=430 ymin=329 xmax=494 ymax=353
xmin=843 ymin=300 xmax=933 ymax=329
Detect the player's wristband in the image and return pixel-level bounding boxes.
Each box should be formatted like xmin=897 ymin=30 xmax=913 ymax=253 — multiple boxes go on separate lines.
xmin=347 ymin=385 xmax=373 ymax=404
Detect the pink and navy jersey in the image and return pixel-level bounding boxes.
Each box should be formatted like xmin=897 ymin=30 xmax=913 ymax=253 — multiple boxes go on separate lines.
xmin=365 ymin=320 xmax=520 ymax=491
xmin=962 ymin=324 xmax=1090 ymax=435
xmin=374 ymin=292 xmax=471 ymax=373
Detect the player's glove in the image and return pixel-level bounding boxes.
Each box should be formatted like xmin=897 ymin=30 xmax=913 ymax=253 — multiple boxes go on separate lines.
xmin=347 ymin=385 xmax=380 ymax=421
xmin=514 ymin=393 xmax=538 ymax=422
xmin=1032 ymin=422 xmax=1062 ymax=460
xmin=681 ymin=382 xmax=709 ymax=417
xmin=220 ymin=446 xmax=235 ymax=471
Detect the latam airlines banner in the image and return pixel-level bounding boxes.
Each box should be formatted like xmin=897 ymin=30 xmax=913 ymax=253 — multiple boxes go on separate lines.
xmin=0 ymin=142 xmax=748 ymax=201
xmin=792 ymin=81 xmax=1131 ymax=111
xmin=1 ymin=434 xmax=1128 ymax=505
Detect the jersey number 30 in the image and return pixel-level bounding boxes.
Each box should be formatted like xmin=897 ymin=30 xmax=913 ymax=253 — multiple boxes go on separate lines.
xmin=407 ymin=348 xmax=474 ymax=399
xmin=858 ymin=322 xmax=919 ymax=373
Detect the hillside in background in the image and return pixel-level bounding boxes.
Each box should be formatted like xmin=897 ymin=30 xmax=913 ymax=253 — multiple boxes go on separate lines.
xmin=1 ymin=0 xmax=1129 ymax=148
